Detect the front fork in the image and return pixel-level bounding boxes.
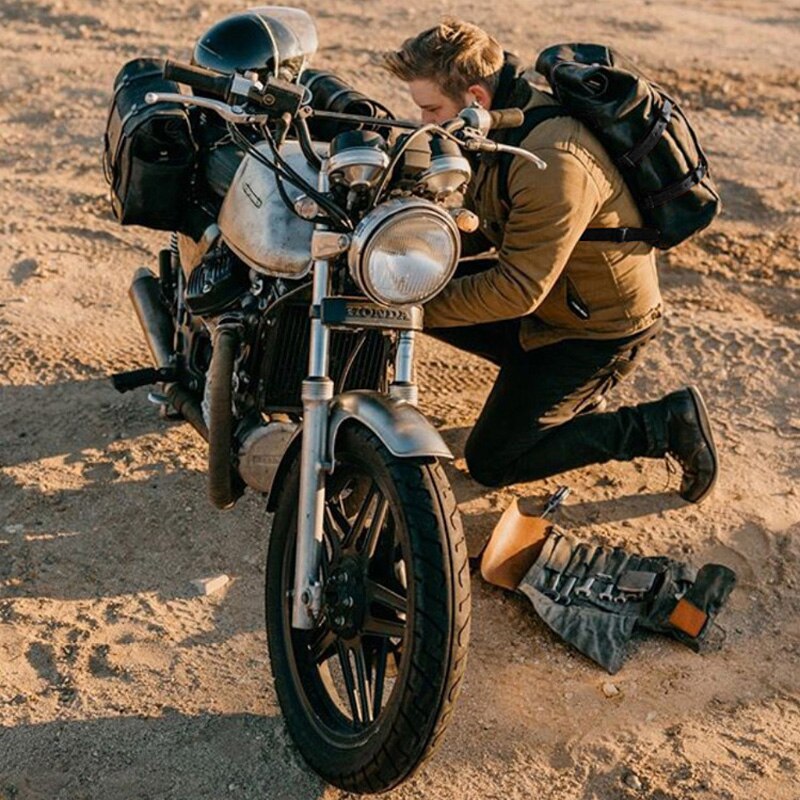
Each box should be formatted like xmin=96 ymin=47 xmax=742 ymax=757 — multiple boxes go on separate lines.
xmin=291 ymin=228 xmax=418 ymax=627
xmin=291 ymin=245 xmax=333 ymax=630
xmin=291 ymin=327 xmax=419 ymax=628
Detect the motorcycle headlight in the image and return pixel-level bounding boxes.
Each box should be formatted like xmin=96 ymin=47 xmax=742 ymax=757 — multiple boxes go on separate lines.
xmin=348 ymin=199 xmax=460 ymax=306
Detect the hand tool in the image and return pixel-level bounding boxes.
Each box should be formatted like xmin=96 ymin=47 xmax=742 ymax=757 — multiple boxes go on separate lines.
xmin=555 ymin=544 xmax=595 ymax=604
xmin=540 ymin=535 xmax=577 ymax=599
xmin=610 ymin=568 xmax=659 ymax=603
xmin=597 ymin=550 xmax=630 ymax=602
xmin=573 ymin=547 xmax=606 ymax=599
xmin=541 ymin=486 xmax=570 ymax=518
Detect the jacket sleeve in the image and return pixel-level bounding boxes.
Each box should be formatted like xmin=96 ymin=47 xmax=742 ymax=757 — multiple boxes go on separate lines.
xmin=423 ymin=147 xmax=603 ymax=328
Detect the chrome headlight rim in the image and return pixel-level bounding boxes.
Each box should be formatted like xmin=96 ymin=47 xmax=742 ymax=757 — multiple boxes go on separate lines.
xmin=347 ymin=198 xmax=460 ymax=307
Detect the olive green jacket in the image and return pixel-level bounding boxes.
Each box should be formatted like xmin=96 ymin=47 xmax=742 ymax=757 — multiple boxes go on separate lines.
xmin=423 ymin=79 xmax=663 ymax=350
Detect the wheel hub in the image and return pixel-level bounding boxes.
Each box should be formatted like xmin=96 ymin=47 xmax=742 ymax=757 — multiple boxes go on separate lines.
xmin=324 ymin=557 xmax=366 ymax=637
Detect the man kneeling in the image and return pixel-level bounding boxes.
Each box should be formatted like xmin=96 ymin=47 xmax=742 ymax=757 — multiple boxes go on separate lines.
xmin=381 ymin=19 xmax=717 ymax=502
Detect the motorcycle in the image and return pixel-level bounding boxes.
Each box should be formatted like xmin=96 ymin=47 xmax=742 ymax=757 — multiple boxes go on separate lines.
xmin=108 ymin=13 xmax=544 ymax=791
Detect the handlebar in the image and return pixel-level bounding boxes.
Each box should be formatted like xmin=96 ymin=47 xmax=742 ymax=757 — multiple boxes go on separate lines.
xmin=439 ymin=106 xmax=546 ymax=169
xmin=157 ymin=63 xmax=529 ymax=141
xmin=444 ymin=106 xmax=526 ymax=135
xmin=163 ymin=60 xmax=233 ymax=100
xmin=162 ymin=59 xmax=307 ymax=118
xmin=147 ymin=73 xmax=547 ymax=170
xmin=487 ymin=108 xmax=526 ymax=130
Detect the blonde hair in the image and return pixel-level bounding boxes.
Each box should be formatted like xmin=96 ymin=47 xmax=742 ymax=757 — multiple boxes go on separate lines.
xmin=381 ymin=18 xmax=504 ymax=102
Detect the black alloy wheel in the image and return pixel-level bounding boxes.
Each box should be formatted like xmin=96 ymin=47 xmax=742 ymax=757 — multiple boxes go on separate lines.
xmin=266 ymin=423 xmax=470 ymax=793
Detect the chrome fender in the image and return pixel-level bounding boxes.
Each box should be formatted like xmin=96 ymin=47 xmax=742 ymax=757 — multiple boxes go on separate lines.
xmin=266 ymin=390 xmax=452 ymax=511
xmin=327 ymin=390 xmax=453 ymax=466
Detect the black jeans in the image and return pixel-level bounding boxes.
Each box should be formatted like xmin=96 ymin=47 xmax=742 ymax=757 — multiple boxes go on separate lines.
xmin=426 ymin=317 xmax=663 ymax=487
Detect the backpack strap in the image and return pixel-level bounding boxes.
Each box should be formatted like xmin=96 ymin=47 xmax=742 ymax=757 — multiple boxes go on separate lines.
xmin=617 ymin=99 xmax=673 ymax=169
xmin=497 ymin=105 xmax=568 ymax=208
xmin=641 ymin=161 xmax=708 ymax=209
xmin=496 ymin=105 xmax=660 ymax=245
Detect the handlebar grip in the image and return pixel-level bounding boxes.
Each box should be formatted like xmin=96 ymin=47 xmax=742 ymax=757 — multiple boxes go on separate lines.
xmin=488 ymin=108 xmax=525 ymax=130
xmin=163 ymin=59 xmax=232 ymax=100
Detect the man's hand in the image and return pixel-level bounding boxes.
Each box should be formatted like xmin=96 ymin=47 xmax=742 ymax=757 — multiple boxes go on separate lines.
xmin=423 ymin=143 xmax=602 ymax=328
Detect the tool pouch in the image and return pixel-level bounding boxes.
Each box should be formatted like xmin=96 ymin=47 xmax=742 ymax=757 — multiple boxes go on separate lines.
xmin=520 ymin=577 xmax=638 ymax=674
xmin=519 ymin=533 xmax=642 ymax=673
xmin=517 ymin=533 xmax=736 ymax=673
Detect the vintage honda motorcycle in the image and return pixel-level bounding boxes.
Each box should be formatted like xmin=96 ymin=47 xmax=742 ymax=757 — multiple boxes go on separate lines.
xmin=107 ymin=8 xmax=544 ymax=792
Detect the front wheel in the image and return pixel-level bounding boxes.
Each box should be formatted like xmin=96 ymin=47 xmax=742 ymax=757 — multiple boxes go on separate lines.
xmin=266 ymin=423 xmax=471 ymax=793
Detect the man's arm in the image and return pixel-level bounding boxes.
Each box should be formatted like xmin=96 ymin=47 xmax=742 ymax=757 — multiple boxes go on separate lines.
xmin=423 ymin=147 xmax=603 ymax=328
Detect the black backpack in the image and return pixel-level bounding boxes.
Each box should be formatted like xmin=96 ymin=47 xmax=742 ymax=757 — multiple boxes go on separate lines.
xmin=103 ymin=58 xmax=197 ymax=231
xmin=497 ymin=44 xmax=721 ymax=250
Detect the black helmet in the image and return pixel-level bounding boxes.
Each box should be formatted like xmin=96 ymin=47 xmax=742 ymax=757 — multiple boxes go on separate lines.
xmin=192 ymin=7 xmax=318 ymax=83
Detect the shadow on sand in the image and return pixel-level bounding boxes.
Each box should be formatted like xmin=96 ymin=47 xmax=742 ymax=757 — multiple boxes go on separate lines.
xmin=0 ymin=711 xmax=325 ymax=800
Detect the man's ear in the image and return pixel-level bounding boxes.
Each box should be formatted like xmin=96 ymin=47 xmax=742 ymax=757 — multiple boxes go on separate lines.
xmin=467 ymin=83 xmax=493 ymax=109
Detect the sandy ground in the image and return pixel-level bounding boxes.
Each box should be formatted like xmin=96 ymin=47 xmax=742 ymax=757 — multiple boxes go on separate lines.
xmin=1 ymin=0 xmax=799 ymax=798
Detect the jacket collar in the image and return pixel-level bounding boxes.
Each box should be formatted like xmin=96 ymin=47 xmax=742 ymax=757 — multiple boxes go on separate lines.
xmin=475 ymin=53 xmax=535 ymax=183
xmin=490 ymin=53 xmax=533 ymax=112
xmin=469 ymin=55 xmax=539 ymax=197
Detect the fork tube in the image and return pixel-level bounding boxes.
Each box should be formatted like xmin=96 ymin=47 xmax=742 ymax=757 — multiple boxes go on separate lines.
xmin=389 ymin=330 xmax=418 ymax=405
xmin=292 ymin=174 xmax=334 ymax=630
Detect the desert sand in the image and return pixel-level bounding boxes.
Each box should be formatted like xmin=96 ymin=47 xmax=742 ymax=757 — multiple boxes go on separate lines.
xmin=1 ymin=0 xmax=799 ymax=798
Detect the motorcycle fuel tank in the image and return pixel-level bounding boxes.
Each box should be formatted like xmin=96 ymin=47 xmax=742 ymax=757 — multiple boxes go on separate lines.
xmin=219 ymin=141 xmax=327 ymax=278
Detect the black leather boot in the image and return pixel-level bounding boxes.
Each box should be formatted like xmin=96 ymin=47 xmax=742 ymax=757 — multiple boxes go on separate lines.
xmin=642 ymin=387 xmax=719 ymax=503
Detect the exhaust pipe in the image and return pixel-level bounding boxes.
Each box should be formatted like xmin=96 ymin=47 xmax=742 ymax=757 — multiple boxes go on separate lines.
xmin=127 ymin=268 xmax=207 ymax=440
xmin=129 ymin=267 xmax=175 ymax=371
xmin=207 ymin=323 xmax=245 ymax=510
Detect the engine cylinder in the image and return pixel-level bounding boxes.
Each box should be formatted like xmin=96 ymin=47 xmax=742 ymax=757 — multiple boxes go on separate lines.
xmin=237 ymin=420 xmax=298 ymax=493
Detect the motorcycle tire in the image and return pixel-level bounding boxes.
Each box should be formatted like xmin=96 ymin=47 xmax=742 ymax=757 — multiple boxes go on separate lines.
xmin=266 ymin=422 xmax=471 ymax=793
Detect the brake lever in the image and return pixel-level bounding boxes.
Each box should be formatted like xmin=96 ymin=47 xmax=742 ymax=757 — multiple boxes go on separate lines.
xmin=461 ymin=136 xmax=548 ymax=170
xmin=144 ymin=92 xmax=270 ymax=125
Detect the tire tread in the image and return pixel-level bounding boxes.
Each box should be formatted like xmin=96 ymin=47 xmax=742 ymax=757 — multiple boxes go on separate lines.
xmin=266 ymin=423 xmax=471 ymax=793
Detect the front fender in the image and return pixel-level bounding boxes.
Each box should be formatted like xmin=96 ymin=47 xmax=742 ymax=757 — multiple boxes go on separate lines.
xmin=266 ymin=391 xmax=452 ymax=512
xmin=327 ymin=390 xmax=452 ymax=463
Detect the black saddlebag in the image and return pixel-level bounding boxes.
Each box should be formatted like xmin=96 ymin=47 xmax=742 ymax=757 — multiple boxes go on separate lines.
xmin=103 ymin=58 xmax=197 ymax=231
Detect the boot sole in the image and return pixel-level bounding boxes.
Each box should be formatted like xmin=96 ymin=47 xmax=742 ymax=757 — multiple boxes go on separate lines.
xmin=685 ymin=385 xmax=719 ymax=503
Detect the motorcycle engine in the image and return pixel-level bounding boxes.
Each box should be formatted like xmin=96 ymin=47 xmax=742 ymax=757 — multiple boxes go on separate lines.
xmin=185 ymin=243 xmax=251 ymax=317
